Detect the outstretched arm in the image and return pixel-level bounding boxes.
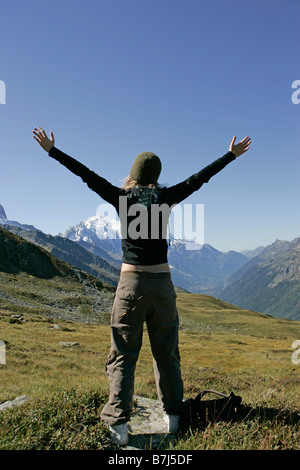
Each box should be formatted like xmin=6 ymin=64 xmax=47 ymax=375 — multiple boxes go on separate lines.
xmin=164 ymin=135 xmax=252 ymax=205
xmin=32 ymin=127 xmax=120 ymax=208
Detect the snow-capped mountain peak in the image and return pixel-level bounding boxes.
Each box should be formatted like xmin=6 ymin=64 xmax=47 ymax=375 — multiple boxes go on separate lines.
xmin=62 ymin=214 xmax=122 ymax=253
xmin=84 ymin=214 xmax=121 ymax=240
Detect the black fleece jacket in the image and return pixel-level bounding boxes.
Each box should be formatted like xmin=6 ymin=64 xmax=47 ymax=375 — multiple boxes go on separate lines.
xmin=48 ymin=147 xmax=236 ymax=265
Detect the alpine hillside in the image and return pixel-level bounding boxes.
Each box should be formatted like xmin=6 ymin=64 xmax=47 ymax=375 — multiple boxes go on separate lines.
xmin=218 ymin=238 xmax=300 ymax=320
xmin=0 ymin=226 xmax=115 ymax=323
xmin=2 ymin=224 xmax=120 ymax=287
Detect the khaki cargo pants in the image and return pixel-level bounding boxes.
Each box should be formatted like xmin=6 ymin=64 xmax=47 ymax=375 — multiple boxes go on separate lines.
xmin=100 ymin=271 xmax=184 ymax=426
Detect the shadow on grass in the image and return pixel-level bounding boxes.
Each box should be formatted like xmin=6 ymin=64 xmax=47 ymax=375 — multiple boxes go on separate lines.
xmin=238 ymin=403 xmax=300 ymax=426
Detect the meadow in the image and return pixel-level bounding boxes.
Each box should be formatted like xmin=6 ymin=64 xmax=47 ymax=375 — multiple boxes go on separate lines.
xmin=0 ymin=292 xmax=299 ymax=450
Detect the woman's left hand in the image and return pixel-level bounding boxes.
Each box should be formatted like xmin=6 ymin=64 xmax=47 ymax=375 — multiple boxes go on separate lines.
xmin=33 ymin=127 xmax=55 ymax=152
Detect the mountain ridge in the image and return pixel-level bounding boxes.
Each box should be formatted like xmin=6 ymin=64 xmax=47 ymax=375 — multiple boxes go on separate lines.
xmin=0 ymin=205 xmax=37 ymax=231
xmin=1 ymin=204 xmax=299 ymax=320
xmin=218 ymin=237 xmax=300 ymax=320
xmin=1 ymin=224 xmax=120 ymax=287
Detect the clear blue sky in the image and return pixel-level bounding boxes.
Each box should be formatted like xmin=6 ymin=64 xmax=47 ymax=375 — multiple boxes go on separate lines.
xmin=1 ymin=0 xmax=299 ymax=251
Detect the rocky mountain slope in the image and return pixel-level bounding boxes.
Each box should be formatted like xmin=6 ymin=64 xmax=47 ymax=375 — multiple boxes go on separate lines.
xmin=62 ymin=214 xmax=123 ymax=265
xmin=218 ymin=238 xmax=300 ymax=320
xmin=2 ymin=224 xmax=120 ymax=287
xmin=168 ymin=240 xmax=248 ymax=294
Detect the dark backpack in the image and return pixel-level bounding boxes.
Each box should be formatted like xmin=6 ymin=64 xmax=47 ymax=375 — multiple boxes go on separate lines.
xmin=179 ymin=389 xmax=243 ymax=433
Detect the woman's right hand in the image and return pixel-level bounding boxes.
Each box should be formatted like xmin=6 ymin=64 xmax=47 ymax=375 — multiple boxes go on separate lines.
xmin=229 ymin=135 xmax=251 ymax=158
xmin=33 ymin=127 xmax=55 ymax=152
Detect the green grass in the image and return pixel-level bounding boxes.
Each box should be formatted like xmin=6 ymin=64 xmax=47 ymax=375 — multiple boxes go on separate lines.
xmin=0 ymin=270 xmax=114 ymax=323
xmin=0 ymin=292 xmax=299 ymax=450
xmin=0 ymin=389 xmax=113 ymax=450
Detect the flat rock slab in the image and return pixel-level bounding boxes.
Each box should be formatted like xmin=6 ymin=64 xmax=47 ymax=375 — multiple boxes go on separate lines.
xmin=126 ymin=396 xmax=176 ymax=450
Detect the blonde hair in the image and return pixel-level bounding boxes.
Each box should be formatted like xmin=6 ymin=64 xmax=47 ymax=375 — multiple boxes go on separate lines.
xmin=121 ymin=175 xmax=159 ymax=190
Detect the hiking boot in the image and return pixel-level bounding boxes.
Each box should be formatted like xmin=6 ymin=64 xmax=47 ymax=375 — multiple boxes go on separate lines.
xmin=108 ymin=423 xmax=129 ymax=446
xmin=164 ymin=414 xmax=180 ymax=433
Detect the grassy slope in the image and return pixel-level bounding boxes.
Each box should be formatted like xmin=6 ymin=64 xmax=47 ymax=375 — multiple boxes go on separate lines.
xmin=0 ymin=270 xmax=114 ymax=324
xmin=0 ymin=292 xmax=299 ymax=450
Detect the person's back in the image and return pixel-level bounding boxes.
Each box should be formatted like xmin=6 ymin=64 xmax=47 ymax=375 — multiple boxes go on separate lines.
xmin=32 ymin=126 xmax=251 ymax=445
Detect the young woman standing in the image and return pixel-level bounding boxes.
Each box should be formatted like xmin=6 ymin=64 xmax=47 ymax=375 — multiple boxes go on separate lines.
xmin=33 ymin=127 xmax=251 ymax=445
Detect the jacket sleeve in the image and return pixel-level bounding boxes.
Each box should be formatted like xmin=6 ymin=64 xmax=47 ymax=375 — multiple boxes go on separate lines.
xmin=163 ymin=151 xmax=236 ymax=205
xmin=48 ymin=147 xmax=120 ymax=208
